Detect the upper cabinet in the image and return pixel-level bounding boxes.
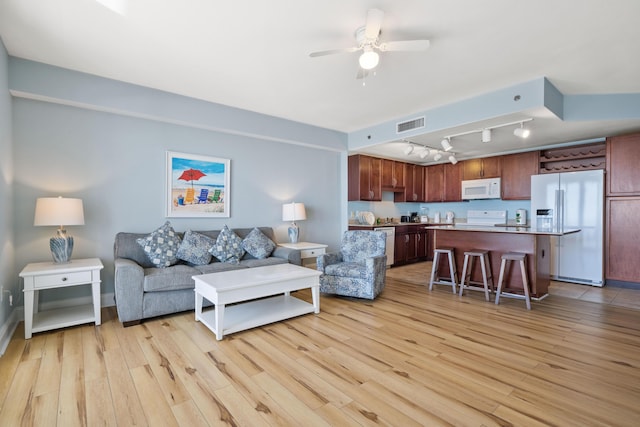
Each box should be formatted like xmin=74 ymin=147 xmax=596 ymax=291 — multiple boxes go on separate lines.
xmin=462 ymin=156 xmax=502 ymax=180
xmin=348 ymin=155 xmax=382 ymax=201
xmin=395 ymin=163 xmax=424 ymax=202
xmin=501 ymin=151 xmax=539 ymax=200
xmin=381 ymin=159 xmax=405 ymax=191
xmin=425 ymin=162 xmax=463 ymax=202
xmin=607 ymin=134 xmax=640 ymax=196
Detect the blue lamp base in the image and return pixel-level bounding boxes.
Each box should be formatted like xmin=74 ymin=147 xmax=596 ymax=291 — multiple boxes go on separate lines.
xmin=50 ymin=230 xmax=74 ymax=263
xmin=288 ymin=222 xmax=299 ymax=243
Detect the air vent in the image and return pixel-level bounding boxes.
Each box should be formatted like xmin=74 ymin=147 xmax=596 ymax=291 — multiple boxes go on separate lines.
xmin=396 ymin=116 xmax=425 ymax=133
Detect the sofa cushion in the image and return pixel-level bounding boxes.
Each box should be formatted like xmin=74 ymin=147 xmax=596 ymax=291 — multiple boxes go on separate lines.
xmin=136 ymin=221 xmax=182 ymax=268
xmin=241 ymin=227 xmax=276 ymax=259
xmin=195 ymin=262 xmax=247 ymax=275
xmin=176 ymin=230 xmax=216 ymax=265
xmin=143 ymin=264 xmax=200 ymax=292
xmin=209 ymin=225 xmax=245 ymax=264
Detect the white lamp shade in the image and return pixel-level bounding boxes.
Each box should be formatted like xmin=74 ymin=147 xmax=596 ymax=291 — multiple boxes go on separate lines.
xmin=282 ymin=202 xmax=306 ymax=221
xmin=34 ymin=197 xmax=85 ymax=227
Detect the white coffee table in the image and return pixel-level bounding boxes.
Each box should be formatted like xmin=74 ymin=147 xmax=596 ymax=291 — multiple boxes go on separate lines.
xmin=193 ymin=263 xmax=322 ymax=340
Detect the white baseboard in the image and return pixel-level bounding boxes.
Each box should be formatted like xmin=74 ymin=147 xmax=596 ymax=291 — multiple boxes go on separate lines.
xmin=0 ymin=292 xmax=115 ymax=356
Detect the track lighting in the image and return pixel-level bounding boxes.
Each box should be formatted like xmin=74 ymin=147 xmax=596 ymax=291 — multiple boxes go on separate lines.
xmin=513 ymin=122 xmax=531 ymax=138
xmin=449 ymin=155 xmax=458 ymax=165
xmin=404 ymin=144 xmax=414 ymax=155
xmin=481 ymin=129 xmax=492 ymax=143
xmin=359 ymin=46 xmax=380 ymax=70
xmin=419 ymin=147 xmax=430 ymax=159
xmin=433 ymin=152 xmax=442 ymax=161
xmin=441 ymin=138 xmax=453 ymax=152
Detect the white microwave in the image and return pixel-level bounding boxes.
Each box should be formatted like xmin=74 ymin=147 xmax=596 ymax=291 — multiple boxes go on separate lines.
xmin=461 ymin=177 xmax=501 ymax=200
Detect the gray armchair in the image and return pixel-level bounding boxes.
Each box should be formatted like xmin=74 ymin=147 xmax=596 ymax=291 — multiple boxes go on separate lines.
xmin=316 ymin=230 xmax=387 ymax=300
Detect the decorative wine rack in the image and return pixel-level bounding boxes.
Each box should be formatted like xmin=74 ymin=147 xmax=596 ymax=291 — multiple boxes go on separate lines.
xmin=539 ymin=142 xmax=606 ymax=173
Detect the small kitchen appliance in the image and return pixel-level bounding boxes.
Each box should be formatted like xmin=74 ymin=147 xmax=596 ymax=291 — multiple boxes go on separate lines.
xmin=445 ymin=211 xmax=455 ymax=223
xmin=516 ymin=209 xmax=527 ymax=225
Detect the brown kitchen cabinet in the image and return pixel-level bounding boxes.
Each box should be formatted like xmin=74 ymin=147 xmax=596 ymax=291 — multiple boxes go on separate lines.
xmin=462 ymin=156 xmax=501 ymax=180
xmin=348 ymin=155 xmax=382 ymax=201
xmin=424 ymin=162 xmax=462 ymax=202
xmin=381 ymin=159 xmax=405 ymax=191
xmin=606 ymin=133 xmax=640 ymax=196
xmin=606 ymin=197 xmax=640 ymax=283
xmin=395 ymin=163 xmax=425 ymax=202
xmin=500 ymin=151 xmax=539 ymax=200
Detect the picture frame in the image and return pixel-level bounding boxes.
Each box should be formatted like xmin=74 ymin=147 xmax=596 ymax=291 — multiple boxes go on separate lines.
xmin=166 ymin=151 xmax=230 ymax=218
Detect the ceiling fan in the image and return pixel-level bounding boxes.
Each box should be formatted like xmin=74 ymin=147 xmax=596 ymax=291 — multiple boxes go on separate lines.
xmin=309 ymin=9 xmax=430 ymax=78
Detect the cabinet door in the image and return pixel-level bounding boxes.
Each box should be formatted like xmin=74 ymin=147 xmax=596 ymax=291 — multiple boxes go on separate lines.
xmin=396 ymin=163 xmax=415 ymax=202
xmin=501 ymin=151 xmax=539 ymax=200
xmin=606 ymin=197 xmax=640 ymax=282
xmin=416 ymin=228 xmax=429 ymax=259
xmin=607 ymin=133 xmax=640 ymax=196
xmin=463 ymin=157 xmax=501 ymax=180
xmin=382 ymin=159 xmax=405 ymax=190
xmin=406 ymin=232 xmax=418 ymax=262
xmin=348 ymin=155 xmax=382 ymax=201
xmin=425 ymin=164 xmax=444 ymax=202
xmin=481 ymin=156 xmax=502 ymax=178
xmin=413 ymin=166 xmax=425 ymax=202
xmin=463 ymin=159 xmax=483 ymax=180
xmin=394 ymin=232 xmax=408 ymax=265
xmin=443 ymin=162 xmax=463 ymax=202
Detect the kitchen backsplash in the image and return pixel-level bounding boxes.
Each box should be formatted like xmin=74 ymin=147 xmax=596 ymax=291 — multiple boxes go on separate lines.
xmin=348 ymin=192 xmax=531 ymax=223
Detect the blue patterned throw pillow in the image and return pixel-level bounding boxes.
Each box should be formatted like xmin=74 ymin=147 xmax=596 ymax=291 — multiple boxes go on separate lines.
xmin=209 ymin=225 xmax=245 ymax=264
xmin=242 ymin=227 xmax=276 ymax=259
xmin=176 ymin=230 xmax=216 ymax=265
xmin=136 ymin=221 xmax=182 ymax=268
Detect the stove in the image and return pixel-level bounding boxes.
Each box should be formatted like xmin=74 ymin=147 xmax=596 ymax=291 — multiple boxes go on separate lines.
xmin=462 ymin=210 xmax=507 ymax=226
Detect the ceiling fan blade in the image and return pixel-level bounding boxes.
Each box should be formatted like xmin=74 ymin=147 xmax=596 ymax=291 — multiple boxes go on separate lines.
xmin=378 ymin=39 xmax=430 ymax=52
xmin=364 ymin=8 xmax=384 ymax=39
xmin=309 ymin=46 xmax=360 ymax=57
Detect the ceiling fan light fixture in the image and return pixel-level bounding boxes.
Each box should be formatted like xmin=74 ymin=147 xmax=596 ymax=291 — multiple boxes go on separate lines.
xmin=441 ymin=138 xmax=453 ymax=152
xmin=359 ymin=47 xmax=380 ymax=70
xmin=482 ymin=128 xmax=492 ymax=143
xmin=514 ymin=122 xmax=531 ymax=138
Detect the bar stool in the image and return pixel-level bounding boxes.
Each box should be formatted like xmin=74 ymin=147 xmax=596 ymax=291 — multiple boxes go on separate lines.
xmin=459 ymin=249 xmax=494 ymax=301
xmin=495 ymin=252 xmax=531 ymax=310
xmin=429 ymin=247 xmax=458 ymax=294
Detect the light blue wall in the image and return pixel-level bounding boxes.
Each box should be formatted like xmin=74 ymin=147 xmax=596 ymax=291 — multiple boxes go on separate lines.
xmin=0 ymin=39 xmax=16 ymax=344
xmin=9 ymin=59 xmax=348 ymax=304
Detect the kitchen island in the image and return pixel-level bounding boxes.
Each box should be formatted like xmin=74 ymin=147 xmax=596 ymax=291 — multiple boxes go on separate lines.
xmin=429 ymin=225 xmax=580 ymax=298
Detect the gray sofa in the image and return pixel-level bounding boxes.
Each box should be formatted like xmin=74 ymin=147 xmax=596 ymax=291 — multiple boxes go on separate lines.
xmin=113 ymin=226 xmax=301 ymax=325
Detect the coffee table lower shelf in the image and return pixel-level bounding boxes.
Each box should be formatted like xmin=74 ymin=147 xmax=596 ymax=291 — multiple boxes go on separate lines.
xmin=197 ymin=294 xmax=315 ymax=340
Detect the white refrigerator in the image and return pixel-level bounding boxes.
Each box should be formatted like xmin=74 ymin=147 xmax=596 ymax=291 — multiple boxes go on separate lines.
xmin=530 ymin=170 xmax=604 ymax=286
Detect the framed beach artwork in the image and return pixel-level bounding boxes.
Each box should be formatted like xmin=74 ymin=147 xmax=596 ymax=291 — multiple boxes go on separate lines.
xmin=166 ymin=151 xmax=230 ymax=218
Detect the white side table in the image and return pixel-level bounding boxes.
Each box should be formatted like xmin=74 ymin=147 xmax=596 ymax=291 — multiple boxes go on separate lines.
xmin=278 ymin=242 xmax=328 ymax=267
xmin=19 ymin=258 xmax=104 ymax=339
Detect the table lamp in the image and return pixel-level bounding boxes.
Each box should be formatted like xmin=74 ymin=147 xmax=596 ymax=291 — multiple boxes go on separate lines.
xmin=282 ymin=202 xmax=306 ymax=243
xmin=34 ymin=197 xmax=85 ymax=263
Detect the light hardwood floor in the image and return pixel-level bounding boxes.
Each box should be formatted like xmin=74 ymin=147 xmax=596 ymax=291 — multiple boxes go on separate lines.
xmin=1 ymin=264 xmax=640 ymax=426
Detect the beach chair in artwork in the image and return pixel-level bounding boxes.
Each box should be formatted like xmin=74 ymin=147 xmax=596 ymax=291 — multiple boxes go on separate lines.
xmin=185 ymin=187 xmax=195 ymax=204
xmin=211 ymin=189 xmax=221 ymax=202
xmin=197 ymin=188 xmax=209 ymax=203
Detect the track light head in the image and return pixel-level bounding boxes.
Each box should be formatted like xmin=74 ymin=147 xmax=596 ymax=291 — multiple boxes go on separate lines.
xmin=514 ymin=122 xmax=531 ymax=138
xmin=482 ymin=129 xmax=492 ymax=143
xmin=404 ymin=144 xmax=414 ymax=155
xmin=449 ymin=155 xmax=458 ymax=165
xmin=433 ymin=152 xmax=442 ymax=161
xmin=419 ymin=147 xmax=430 ymax=159
xmin=441 ymin=138 xmax=453 ymax=152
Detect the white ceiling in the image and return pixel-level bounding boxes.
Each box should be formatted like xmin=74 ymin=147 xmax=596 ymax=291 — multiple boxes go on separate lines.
xmin=2 ymin=0 xmax=640 ymax=162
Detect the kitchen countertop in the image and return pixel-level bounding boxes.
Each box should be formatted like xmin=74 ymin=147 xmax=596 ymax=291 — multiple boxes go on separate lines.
xmin=428 ymin=224 xmax=580 ymax=236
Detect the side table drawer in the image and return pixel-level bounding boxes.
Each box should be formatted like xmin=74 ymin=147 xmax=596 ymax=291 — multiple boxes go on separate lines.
xmin=301 ymin=248 xmax=326 ymax=259
xmin=34 ymin=271 xmax=93 ymax=288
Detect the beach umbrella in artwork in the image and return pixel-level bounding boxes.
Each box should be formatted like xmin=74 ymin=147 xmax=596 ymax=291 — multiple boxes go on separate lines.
xmin=178 ymin=168 xmax=206 ymax=188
